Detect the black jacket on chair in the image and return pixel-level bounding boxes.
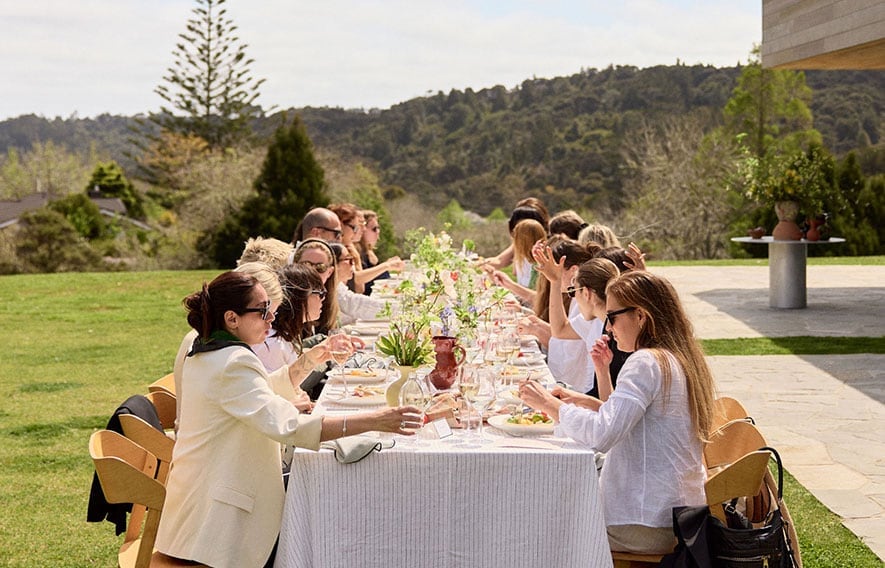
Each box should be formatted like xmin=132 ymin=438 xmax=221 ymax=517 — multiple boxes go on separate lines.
xmin=86 ymin=394 xmax=163 ymax=535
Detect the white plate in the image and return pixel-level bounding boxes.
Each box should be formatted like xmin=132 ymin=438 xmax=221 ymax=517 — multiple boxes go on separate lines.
xmin=488 ymin=414 xmax=555 ymax=436
xmin=511 ymin=353 xmax=546 ymax=366
xmin=329 ymin=369 xmax=389 ymax=384
xmin=326 ymin=394 xmax=387 ymax=407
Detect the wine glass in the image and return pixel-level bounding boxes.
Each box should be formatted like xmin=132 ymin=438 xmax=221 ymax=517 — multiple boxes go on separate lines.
xmin=328 ymin=329 xmax=353 ymax=397
xmin=457 ymin=364 xmax=481 ymax=443
xmin=471 ymin=368 xmax=498 ymax=444
xmin=496 ymin=328 xmax=521 ymax=372
xmin=398 ymin=371 xmax=430 ymax=446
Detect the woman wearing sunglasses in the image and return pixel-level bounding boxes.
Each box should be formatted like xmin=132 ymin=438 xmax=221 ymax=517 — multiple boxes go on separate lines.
xmin=329 ymin=242 xmax=386 ymax=325
xmin=292 ymin=239 xmax=339 ymax=335
xmin=519 ymin=270 xmax=716 ymax=555
xmin=156 ymin=270 xmax=421 ymax=568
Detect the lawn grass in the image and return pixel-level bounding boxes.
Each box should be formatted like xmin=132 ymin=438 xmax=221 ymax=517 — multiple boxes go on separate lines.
xmin=0 ymin=269 xmax=881 ymax=567
xmin=652 ymin=255 xmax=884 ymax=266
xmin=702 ymin=336 xmax=885 ymax=356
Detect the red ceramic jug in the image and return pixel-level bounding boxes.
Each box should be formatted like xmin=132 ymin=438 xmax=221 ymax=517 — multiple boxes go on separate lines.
xmin=427 ymin=336 xmax=466 ymax=390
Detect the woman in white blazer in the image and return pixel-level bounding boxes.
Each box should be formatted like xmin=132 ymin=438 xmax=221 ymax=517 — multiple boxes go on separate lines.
xmin=156 ymin=270 xmax=420 ymax=567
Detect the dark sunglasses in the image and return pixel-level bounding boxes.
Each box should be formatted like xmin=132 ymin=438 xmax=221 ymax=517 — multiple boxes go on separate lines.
xmin=299 ymin=260 xmax=331 ymax=273
xmin=566 ymin=285 xmax=585 ymax=298
xmin=369 ymin=226 xmax=381 ymax=233
xmin=310 ymin=289 xmax=328 ymax=299
xmin=241 ymin=300 xmax=274 ymax=321
xmin=605 ymin=306 xmax=636 ymax=324
xmin=319 ymin=226 xmax=343 ymax=239
xmin=338 ymin=256 xmax=355 ymax=265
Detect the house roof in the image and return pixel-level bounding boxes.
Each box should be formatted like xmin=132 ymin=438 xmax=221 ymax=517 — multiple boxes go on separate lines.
xmin=0 ymin=192 xmax=140 ymax=230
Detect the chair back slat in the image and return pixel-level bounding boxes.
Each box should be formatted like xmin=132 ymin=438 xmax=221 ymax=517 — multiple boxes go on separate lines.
xmin=146 ymin=390 xmax=177 ymax=431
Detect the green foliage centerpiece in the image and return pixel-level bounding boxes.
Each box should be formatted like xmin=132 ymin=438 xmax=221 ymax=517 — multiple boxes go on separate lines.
xmin=375 ymin=228 xmax=507 ymax=367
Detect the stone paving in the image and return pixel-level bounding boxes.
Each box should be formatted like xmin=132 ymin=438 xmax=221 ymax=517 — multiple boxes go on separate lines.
xmin=651 ymin=265 xmax=885 ymax=561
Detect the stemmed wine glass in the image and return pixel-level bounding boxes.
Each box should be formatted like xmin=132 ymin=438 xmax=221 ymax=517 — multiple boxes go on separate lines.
xmin=328 ymin=329 xmax=354 ymax=398
xmin=470 ymin=368 xmax=498 ymax=444
xmin=497 ymin=328 xmax=521 ymax=372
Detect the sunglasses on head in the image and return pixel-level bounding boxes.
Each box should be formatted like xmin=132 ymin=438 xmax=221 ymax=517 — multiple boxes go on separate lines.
xmin=241 ymin=300 xmax=274 ymax=321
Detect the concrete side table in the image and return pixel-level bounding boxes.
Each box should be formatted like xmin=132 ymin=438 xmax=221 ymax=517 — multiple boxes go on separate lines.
xmin=731 ymin=236 xmax=846 ymax=308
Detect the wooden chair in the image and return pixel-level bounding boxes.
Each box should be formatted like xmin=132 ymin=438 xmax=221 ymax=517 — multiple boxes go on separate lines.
xmin=705 ymin=450 xmax=771 ymax=523
xmin=90 ymin=430 xmax=200 ymax=567
xmin=119 ymin=414 xmax=174 ymax=484
xmin=705 ymin=419 xmax=768 ymax=471
xmin=145 ymin=390 xmax=177 ymax=432
xmin=611 ymin=550 xmax=665 ymax=567
xmin=148 ymin=372 xmax=175 ymax=396
xmin=711 ymin=396 xmax=752 ymax=430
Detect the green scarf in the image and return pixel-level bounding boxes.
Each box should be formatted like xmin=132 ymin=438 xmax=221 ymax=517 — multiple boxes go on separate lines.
xmin=187 ymin=329 xmax=252 ymax=357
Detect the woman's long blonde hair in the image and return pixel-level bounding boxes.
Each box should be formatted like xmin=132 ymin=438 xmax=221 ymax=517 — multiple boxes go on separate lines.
xmin=606 ymin=271 xmax=716 ymax=441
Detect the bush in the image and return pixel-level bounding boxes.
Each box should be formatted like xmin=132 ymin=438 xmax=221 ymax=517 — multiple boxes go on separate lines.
xmin=15 ymin=209 xmax=105 ymax=273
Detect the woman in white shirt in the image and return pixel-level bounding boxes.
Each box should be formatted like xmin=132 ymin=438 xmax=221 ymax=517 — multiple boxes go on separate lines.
xmin=519 ymin=270 xmax=717 ymax=555
xmin=329 ymin=242 xmax=386 ymax=325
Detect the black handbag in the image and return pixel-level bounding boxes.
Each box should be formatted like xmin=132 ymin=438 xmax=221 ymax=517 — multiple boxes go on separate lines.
xmin=661 ymin=446 xmax=796 ymax=568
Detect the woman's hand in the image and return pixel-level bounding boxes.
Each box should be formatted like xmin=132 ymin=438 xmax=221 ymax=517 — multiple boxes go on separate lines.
xmin=517 ymin=315 xmax=551 ymax=348
xmin=489 ymin=269 xmax=515 ymax=290
xmin=292 ymin=388 xmax=315 ymax=413
xmin=517 ymin=380 xmax=563 ymax=421
xmin=589 ymin=335 xmax=613 ymax=370
xmin=369 ymin=406 xmax=423 ymax=435
xmin=624 ymin=242 xmax=647 ymax=271
xmin=383 ymin=256 xmax=406 ymax=272
xmin=550 ymin=385 xmax=602 ymax=411
xmin=531 ymin=240 xmax=564 ymax=283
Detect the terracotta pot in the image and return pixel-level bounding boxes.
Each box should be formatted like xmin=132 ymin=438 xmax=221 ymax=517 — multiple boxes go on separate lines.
xmin=805 ymin=216 xmax=825 ymax=242
xmin=772 ymin=201 xmax=803 ymax=241
xmin=748 ymin=227 xmax=765 ymax=239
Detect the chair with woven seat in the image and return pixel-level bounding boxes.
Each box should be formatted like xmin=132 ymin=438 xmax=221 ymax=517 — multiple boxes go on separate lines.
xmin=90 ymin=430 xmax=202 ymax=568
xmin=148 ymin=373 xmax=175 ymax=397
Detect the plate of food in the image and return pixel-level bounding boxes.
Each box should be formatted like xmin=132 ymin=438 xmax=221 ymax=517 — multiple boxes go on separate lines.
xmin=488 ymin=412 xmax=555 ymax=436
xmin=327 ymin=385 xmax=387 ymax=406
xmin=331 ymin=368 xmax=389 ymax=384
xmin=511 ymin=352 xmax=546 ymax=367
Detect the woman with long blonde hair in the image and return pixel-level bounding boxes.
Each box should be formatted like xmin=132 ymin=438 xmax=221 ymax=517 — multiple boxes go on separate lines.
xmin=519 ymin=270 xmax=716 ymax=555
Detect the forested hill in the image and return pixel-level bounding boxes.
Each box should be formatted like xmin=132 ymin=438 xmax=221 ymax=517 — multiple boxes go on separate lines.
xmin=2 ymin=64 xmax=882 ymax=214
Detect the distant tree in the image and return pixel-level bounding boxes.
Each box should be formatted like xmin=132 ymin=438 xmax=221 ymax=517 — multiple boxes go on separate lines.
xmin=208 ymin=116 xmax=327 ymax=267
xmin=723 ymin=47 xmax=821 ymax=159
xmin=15 ymin=209 xmax=104 ymax=273
xmin=437 ymin=199 xmax=471 ymax=231
xmin=150 ymin=0 xmax=268 ymax=149
xmin=48 ymin=193 xmax=109 ymax=240
xmin=86 ymin=161 xmax=145 ymax=219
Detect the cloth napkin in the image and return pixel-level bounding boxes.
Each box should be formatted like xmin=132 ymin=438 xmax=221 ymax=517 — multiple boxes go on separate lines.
xmin=321 ymin=435 xmax=395 ymax=464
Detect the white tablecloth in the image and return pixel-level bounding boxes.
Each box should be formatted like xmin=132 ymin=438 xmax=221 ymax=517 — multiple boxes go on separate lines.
xmin=274 ymin=437 xmax=611 ymax=568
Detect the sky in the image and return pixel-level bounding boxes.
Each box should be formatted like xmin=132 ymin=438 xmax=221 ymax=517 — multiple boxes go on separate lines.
xmin=0 ymin=0 xmax=761 ymax=121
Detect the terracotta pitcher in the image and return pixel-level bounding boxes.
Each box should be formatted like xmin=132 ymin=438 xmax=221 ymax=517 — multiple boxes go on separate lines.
xmin=427 ymin=336 xmax=466 ymax=390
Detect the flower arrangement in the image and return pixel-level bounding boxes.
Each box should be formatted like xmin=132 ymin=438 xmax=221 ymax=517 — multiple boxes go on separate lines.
xmin=739 ymin=144 xmax=834 ymax=214
xmin=375 ymin=228 xmax=507 ymax=365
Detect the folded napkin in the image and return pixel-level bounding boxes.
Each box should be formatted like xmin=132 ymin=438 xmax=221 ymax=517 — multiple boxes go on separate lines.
xmin=321 ymin=435 xmax=395 ymax=464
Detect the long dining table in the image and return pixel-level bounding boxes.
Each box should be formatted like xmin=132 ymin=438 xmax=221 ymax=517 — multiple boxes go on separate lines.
xmin=274 ymin=316 xmax=613 ymax=568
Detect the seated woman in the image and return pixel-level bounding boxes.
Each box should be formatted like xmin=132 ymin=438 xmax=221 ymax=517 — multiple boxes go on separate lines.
xmin=486 ymin=218 xmax=547 ymax=305
xmin=525 ymin=238 xmax=600 ymax=393
xmin=292 ymin=238 xmax=338 ymax=335
xmin=519 ymin=270 xmax=716 ymax=555
xmin=155 ymin=271 xmax=421 ymax=568
xmin=237 ymin=236 xmax=293 ymax=269
xmin=329 ymin=242 xmax=386 ymax=325
xmin=356 ymin=209 xmax=404 ymax=295
xmin=480 ymin=197 xmax=550 ymax=270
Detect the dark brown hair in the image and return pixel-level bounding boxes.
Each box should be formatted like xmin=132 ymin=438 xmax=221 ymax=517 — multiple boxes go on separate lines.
xmin=183 ymin=271 xmax=260 ymax=338
xmin=274 ymin=264 xmax=325 ymax=344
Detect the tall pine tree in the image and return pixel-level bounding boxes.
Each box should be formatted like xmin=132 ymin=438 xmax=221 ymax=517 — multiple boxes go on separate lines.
xmin=151 ymin=0 xmax=267 ymax=149
xmin=209 ymin=116 xmax=328 ymax=266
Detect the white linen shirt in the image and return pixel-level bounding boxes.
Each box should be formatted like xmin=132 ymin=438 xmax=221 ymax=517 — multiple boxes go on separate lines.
xmin=337 ymin=282 xmax=386 ymax=325
xmin=556 ymin=349 xmax=707 ymax=528
xmin=546 ymin=300 xmax=601 ymax=392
